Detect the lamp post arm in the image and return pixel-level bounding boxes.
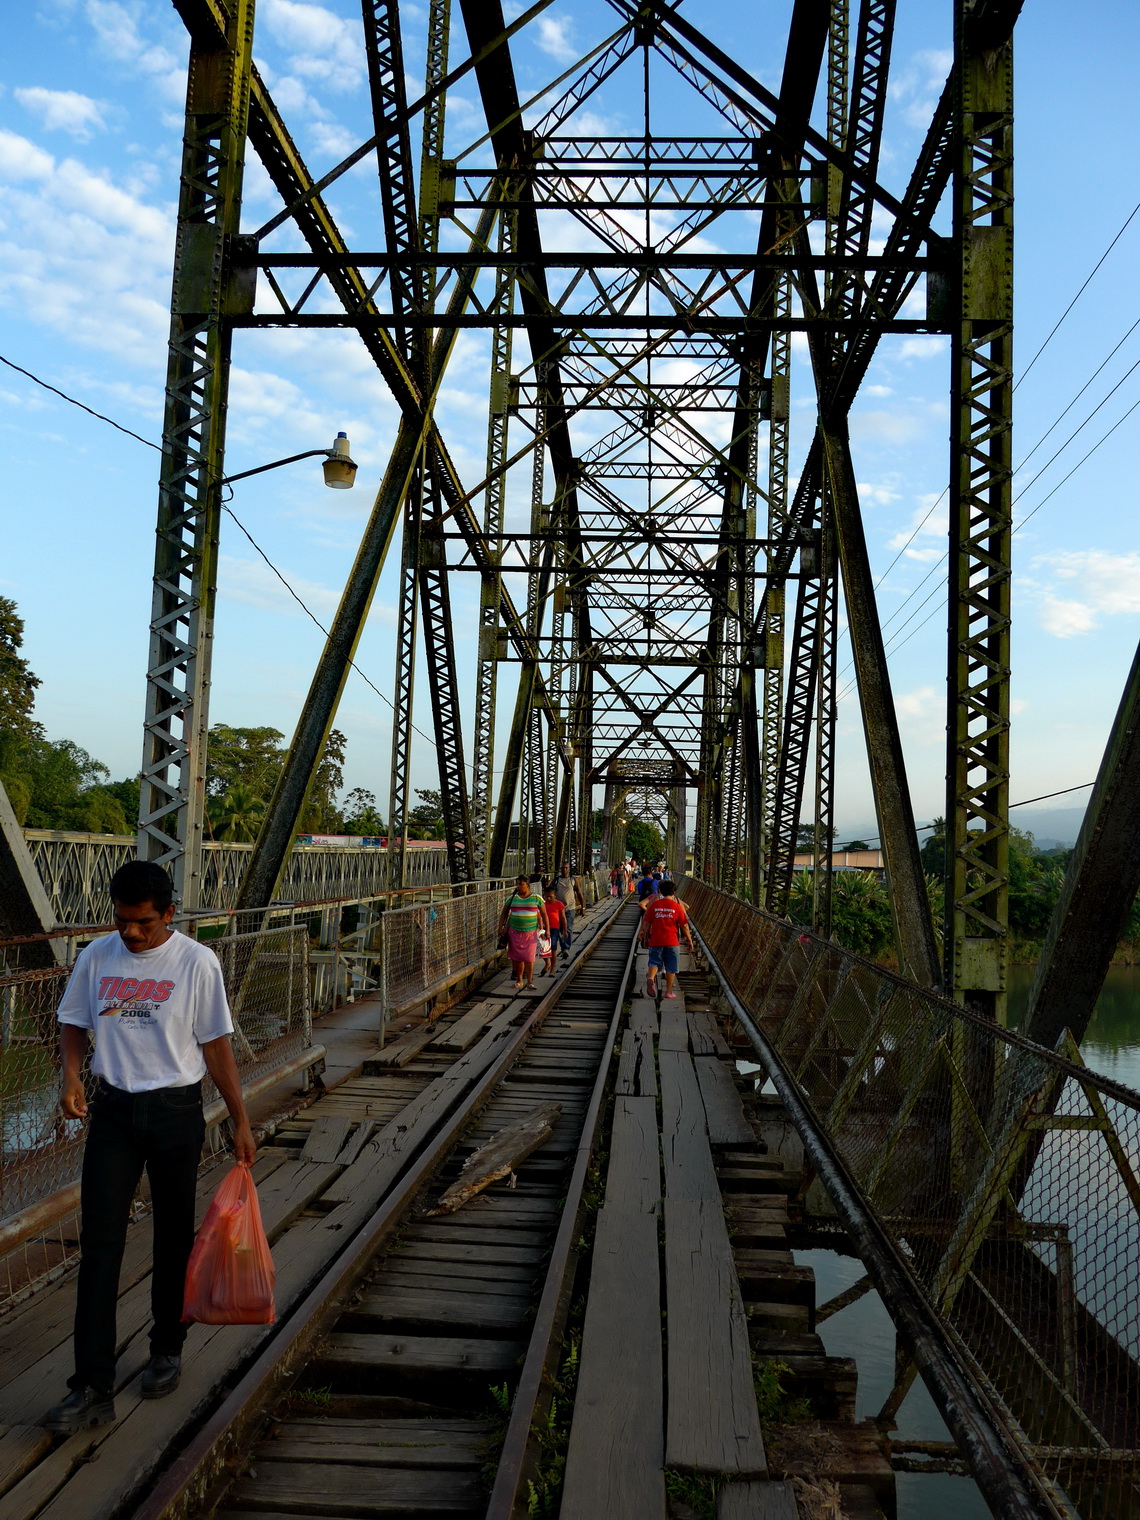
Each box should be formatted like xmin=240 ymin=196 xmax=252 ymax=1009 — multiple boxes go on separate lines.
xmin=220 ymin=447 xmax=331 ymax=485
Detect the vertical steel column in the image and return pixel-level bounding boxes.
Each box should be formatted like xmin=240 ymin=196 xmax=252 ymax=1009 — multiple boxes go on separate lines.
xmin=471 ymin=203 xmax=515 ymax=873
xmin=139 ymin=0 xmax=255 ymax=907
xmin=761 ymin=275 xmax=791 ymax=897
xmin=812 ymin=483 xmax=838 ymax=937
xmin=946 ymin=0 xmax=1015 ymax=1018
xmin=386 ymin=457 xmax=424 ymax=888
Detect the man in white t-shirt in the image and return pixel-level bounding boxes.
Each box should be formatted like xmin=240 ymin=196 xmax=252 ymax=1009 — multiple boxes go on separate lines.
xmin=45 ymin=861 xmax=255 ymax=1433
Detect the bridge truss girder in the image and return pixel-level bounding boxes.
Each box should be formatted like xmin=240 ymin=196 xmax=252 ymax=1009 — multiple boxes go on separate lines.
xmin=143 ymin=0 xmax=1022 ymax=1008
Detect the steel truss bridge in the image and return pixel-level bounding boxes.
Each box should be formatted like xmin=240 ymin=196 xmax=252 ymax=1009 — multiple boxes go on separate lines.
xmin=6 ymin=2 xmax=1140 ymax=1512
xmin=129 ymin=0 xmax=1016 ymax=1015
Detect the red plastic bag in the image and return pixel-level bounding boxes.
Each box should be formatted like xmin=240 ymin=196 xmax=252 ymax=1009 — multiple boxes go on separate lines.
xmin=182 ymin=1163 xmax=276 ymax=1325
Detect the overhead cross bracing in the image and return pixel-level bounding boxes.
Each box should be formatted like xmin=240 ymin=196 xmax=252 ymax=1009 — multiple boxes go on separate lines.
xmin=145 ymin=0 xmax=1019 ymax=1014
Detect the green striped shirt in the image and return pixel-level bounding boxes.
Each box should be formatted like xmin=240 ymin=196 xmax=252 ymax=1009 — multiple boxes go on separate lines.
xmin=507 ymin=892 xmax=542 ymax=932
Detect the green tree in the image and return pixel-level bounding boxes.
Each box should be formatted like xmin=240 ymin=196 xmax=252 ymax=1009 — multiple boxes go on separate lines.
xmin=408 ymin=788 xmax=443 ymax=838
xmin=918 ymin=817 xmax=945 ymax=877
xmin=796 ymin=823 xmax=836 ymax=852
xmin=210 ymin=783 xmax=266 ymax=842
xmin=204 ymin=723 xmax=347 ymax=835
xmin=625 ymin=818 xmax=664 ymax=864
xmin=788 ymin=868 xmax=894 ymax=958
xmin=342 ymin=787 xmax=385 ymax=835
xmin=206 ymin=725 xmax=286 ymax=799
xmin=0 ymin=597 xmax=42 ymax=742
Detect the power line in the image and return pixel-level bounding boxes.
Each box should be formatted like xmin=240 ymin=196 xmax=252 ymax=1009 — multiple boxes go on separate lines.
xmin=0 ymin=349 xmax=438 ymax=753
xmin=1016 ymin=199 xmax=1140 ymax=391
xmin=839 ymin=781 xmax=1096 ymax=849
xmin=0 ymin=352 xmax=163 ymax=452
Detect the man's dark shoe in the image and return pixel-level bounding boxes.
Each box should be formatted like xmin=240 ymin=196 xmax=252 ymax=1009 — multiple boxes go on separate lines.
xmin=44 ymin=1387 xmax=116 ymax=1433
xmin=141 ymin=1354 xmax=182 ymax=1399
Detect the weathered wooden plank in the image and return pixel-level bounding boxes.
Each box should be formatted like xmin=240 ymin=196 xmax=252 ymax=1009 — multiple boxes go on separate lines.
xmin=659 ymin=1050 xmax=721 ymax=1202
xmin=398 ymin=1237 xmax=545 ymax=1263
xmin=0 ymin=1429 xmax=51 ymax=1502
xmin=266 ymin=1436 xmax=482 ymax=1468
xmin=352 ymin=1289 xmax=530 ymax=1330
xmin=319 ymin=1332 xmax=523 ymax=1373
xmin=374 ymin=1256 xmax=536 ymax=1285
xmin=428 ymin=1103 xmax=560 ymax=1214
xmin=657 ymin=994 xmax=689 ymax=1053
xmin=664 ymin=1197 xmax=766 ymax=1476
xmin=372 ymin=1270 xmax=534 ymax=1301
xmin=615 ymin=1030 xmax=657 ymax=1098
xmin=333 ymin=1119 xmax=378 ymax=1168
xmin=605 ymin=1098 xmax=661 ymax=1216
xmin=689 ymin=1008 xmax=733 ymax=1058
xmin=716 ymin=1479 xmax=798 ymax=1519
xmin=627 ymin=997 xmax=659 ymax=1035
xmin=560 ymin=1206 xmax=665 ymax=1520
xmin=299 ymin=1113 xmax=353 ymax=1164
xmin=225 ymin=1459 xmax=481 ymax=1514
xmin=430 ymin=999 xmax=506 ymax=1052
xmin=693 ymin=1058 xmax=754 ymax=1148
xmin=370 ymin=1023 xmax=439 ymax=1067
xmin=320 ymin=1012 xmax=517 ymax=1209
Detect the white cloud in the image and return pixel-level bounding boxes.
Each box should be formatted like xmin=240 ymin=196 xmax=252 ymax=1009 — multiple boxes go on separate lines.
xmin=0 ymin=129 xmax=173 ymax=364
xmin=260 ymin=0 xmax=366 ymax=92
xmin=15 ymin=88 xmax=108 ymax=140
xmin=85 ymin=1 xmax=185 ymax=102
xmin=536 ymin=15 xmax=578 ymax=63
xmin=1030 ymin=550 xmax=1140 ymax=637
xmin=897 ymin=336 xmax=947 ymax=362
xmin=218 ymin=554 xmax=340 ymax=618
xmin=886 ymin=492 xmax=946 ymax=562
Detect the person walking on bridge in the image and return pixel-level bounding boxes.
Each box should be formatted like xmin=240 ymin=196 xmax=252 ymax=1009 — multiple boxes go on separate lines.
xmin=552 ymin=863 xmax=584 ymax=961
xmin=640 ymin=880 xmax=694 ymax=1000
xmin=46 ymin=861 xmax=255 ymax=1433
xmin=498 ymin=875 xmax=549 ymax=991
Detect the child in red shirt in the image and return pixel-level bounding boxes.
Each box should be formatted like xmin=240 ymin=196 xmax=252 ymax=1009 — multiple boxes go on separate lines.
xmin=639 ymin=881 xmax=695 ymax=999
xmin=543 ymin=889 xmax=567 ymax=975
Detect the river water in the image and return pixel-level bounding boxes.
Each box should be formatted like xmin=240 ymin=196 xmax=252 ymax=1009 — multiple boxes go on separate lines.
xmin=797 ymin=966 xmax=1140 ymax=1518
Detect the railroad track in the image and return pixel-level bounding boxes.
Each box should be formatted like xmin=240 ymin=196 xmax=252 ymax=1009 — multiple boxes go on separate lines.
xmin=130 ymin=895 xmax=641 ymax=1520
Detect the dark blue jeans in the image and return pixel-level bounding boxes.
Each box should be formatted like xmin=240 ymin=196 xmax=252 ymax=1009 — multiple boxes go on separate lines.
xmin=70 ymin=1079 xmax=205 ymax=1392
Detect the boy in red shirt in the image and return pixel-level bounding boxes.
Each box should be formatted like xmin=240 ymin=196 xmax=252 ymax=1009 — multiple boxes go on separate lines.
xmin=543 ymin=887 xmax=567 ymax=975
xmin=640 ymin=881 xmax=695 ymax=1000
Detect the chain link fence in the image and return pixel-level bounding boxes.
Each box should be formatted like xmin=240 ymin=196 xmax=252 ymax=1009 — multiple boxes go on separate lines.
xmin=379 ymin=885 xmax=509 ymax=1034
xmin=680 ymin=876 xmax=1140 ymax=1519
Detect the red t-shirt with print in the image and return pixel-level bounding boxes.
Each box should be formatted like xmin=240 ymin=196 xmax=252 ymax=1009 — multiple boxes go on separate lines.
xmin=643 ymin=898 xmax=688 ymax=947
xmin=545 ymin=898 xmax=566 ymax=931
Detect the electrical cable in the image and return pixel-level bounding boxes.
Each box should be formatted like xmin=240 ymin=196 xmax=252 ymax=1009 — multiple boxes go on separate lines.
xmin=1015 ymin=199 xmax=1140 ymax=391
xmin=841 ymin=781 xmax=1096 ymax=848
xmin=0 ymin=348 xmax=438 ymax=751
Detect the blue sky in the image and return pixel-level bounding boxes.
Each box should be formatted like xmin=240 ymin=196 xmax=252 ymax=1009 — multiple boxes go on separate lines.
xmin=1 ymin=0 xmax=1138 ymax=841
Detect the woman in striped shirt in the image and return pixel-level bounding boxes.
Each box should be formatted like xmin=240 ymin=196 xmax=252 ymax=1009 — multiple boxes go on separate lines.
xmin=497 ymin=875 xmax=550 ymax=991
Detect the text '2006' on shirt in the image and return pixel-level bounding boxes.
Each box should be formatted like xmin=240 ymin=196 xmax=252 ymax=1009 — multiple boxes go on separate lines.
xmin=57 ymin=931 xmax=234 ymax=1093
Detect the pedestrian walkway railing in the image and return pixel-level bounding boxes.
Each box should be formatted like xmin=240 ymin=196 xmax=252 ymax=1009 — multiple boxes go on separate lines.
xmin=680 ymin=876 xmax=1140 ymax=1520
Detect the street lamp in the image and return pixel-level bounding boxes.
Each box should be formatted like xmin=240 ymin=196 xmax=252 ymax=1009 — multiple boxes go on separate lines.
xmin=220 ymin=431 xmax=358 ymax=490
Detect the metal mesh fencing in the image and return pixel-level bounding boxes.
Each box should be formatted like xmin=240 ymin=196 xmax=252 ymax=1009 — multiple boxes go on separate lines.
xmin=680 ymin=877 xmax=1140 ymax=1519
xmin=379 ymin=885 xmax=508 ymax=1030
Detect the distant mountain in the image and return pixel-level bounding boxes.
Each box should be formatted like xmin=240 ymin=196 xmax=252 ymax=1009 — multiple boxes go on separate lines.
xmin=1011 ymin=805 xmax=1088 ymax=850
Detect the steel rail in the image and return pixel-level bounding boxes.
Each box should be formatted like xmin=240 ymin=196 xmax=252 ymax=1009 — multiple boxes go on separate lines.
xmin=689 ymin=919 xmax=1065 ymax=1520
xmin=486 ymin=901 xmax=641 ymax=1517
xmin=127 ymin=895 xmax=632 ymax=1520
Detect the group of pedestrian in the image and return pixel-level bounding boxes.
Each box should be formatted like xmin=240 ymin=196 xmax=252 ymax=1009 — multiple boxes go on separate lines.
xmin=609 ymin=858 xmax=673 ymax=897
xmin=496 ymin=863 xmax=585 ymax=991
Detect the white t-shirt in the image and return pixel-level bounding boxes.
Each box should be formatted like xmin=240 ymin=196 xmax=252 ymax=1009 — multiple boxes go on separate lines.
xmin=57 ymin=930 xmax=234 ymax=1092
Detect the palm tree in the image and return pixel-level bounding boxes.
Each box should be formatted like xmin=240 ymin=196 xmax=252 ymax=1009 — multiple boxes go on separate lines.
xmin=209 ymin=784 xmax=265 ymax=842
